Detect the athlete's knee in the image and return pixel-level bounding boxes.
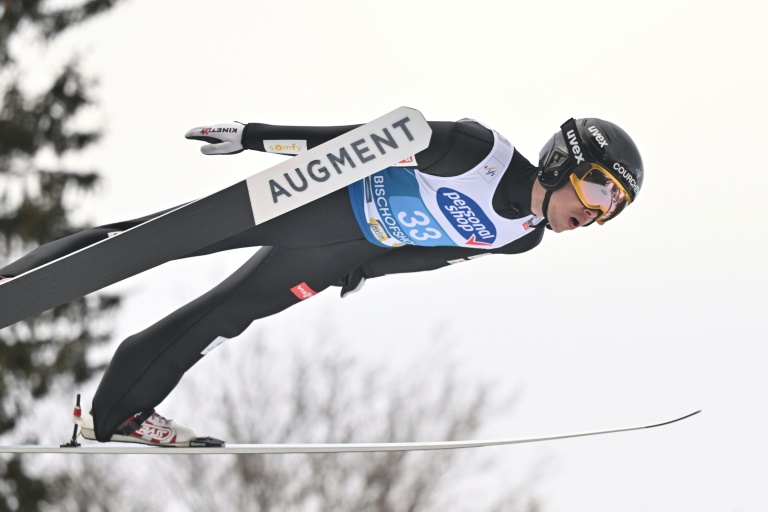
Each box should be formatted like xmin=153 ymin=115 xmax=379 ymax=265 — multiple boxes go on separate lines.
xmin=107 ymin=333 xmax=146 ymax=368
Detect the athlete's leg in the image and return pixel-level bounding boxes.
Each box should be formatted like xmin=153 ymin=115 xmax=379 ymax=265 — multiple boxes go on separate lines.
xmin=184 ymin=187 xmax=363 ymax=256
xmin=0 ymin=206 xmax=180 ymax=277
xmin=91 ymin=239 xmax=387 ymax=440
xmin=0 ymin=186 xmax=361 ymax=278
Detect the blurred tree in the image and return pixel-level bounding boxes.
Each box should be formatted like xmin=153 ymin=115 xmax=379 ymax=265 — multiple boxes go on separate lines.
xmin=0 ymin=1 xmax=123 ymax=510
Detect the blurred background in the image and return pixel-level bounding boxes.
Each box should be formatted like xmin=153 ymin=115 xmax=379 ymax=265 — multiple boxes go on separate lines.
xmin=1 ymin=0 xmax=766 ymax=510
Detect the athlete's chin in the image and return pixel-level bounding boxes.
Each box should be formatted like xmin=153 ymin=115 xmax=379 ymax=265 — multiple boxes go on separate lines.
xmin=550 ymin=217 xmax=576 ymax=233
xmin=549 ymin=219 xmax=569 ymax=233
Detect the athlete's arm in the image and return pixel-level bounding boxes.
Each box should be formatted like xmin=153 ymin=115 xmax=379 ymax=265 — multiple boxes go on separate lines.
xmin=185 ymin=120 xmax=495 ymax=177
xmin=335 ymin=227 xmax=545 ymax=297
xmin=242 ymin=121 xmax=494 ymax=176
xmin=241 ymin=123 xmax=359 ymax=153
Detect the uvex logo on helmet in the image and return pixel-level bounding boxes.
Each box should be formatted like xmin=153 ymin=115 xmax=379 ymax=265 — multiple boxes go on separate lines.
xmin=566 ymin=129 xmax=586 ymax=164
xmin=587 ymin=126 xmax=609 ymax=148
xmin=613 ymin=162 xmax=640 ymax=195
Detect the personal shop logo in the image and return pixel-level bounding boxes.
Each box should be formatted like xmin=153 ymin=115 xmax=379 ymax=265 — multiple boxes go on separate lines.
xmin=436 ymin=188 xmax=496 ymax=246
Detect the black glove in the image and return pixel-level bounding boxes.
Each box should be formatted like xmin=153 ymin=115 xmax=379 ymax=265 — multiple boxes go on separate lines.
xmin=336 ymin=267 xmax=366 ymax=298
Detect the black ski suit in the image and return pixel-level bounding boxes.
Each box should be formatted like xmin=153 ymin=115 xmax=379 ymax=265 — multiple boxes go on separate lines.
xmin=0 ymin=120 xmax=545 ymax=440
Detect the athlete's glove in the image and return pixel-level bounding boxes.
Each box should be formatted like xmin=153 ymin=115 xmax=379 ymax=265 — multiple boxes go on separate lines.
xmin=184 ymin=122 xmax=246 ymax=155
xmin=336 ymin=267 xmax=366 ymax=298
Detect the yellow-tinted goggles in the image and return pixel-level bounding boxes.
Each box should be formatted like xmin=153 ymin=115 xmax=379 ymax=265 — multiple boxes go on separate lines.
xmin=570 ymin=164 xmax=631 ymax=225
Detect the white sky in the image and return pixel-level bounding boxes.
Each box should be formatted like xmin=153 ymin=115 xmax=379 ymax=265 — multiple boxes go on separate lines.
xmin=11 ymin=0 xmax=768 ymax=510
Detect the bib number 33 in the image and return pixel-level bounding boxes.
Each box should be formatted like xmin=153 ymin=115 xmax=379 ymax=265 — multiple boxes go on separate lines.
xmin=397 ymin=211 xmax=442 ymax=241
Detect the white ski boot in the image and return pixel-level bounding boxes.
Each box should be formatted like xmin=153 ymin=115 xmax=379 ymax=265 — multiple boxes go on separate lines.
xmin=71 ymin=398 xmax=222 ymax=447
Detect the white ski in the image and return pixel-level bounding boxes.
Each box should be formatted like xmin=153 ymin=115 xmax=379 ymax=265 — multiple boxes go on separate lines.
xmin=0 ymin=410 xmax=700 ymax=454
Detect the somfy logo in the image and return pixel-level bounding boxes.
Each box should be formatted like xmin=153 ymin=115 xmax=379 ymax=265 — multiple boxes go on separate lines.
xmin=566 ymin=129 xmax=586 ymax=164
xmin=587 ymin=126 xmax=609 ymax=147
xmin=613 ymin=162 xmax=640 ymax=194
xmin=265 ymin=140 xmax=306 ymax=155
xmin=269 ymin=143 xmax=302 ymax=153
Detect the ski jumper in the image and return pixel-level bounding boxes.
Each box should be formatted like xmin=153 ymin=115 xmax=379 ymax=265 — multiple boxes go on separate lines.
xmin=0 ymin=119 xmax=546 ymax=441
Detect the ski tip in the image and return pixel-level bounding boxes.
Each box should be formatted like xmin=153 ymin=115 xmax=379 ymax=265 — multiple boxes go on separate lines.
xmin=678 ymin=410 xmax=702 ymax=421
xmin=648 ymin=410 xmax=702 ymax=429
xmin=394 ymin=106 xmax=427 ymax=121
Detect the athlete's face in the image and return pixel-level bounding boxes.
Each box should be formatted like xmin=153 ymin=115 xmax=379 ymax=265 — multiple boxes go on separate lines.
xmin=547 ymin=184 xmax=600 ymax=233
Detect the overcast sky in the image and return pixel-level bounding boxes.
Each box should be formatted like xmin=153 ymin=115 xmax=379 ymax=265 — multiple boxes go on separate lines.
xmin=12 ymin=0 xmax=768 ymax=510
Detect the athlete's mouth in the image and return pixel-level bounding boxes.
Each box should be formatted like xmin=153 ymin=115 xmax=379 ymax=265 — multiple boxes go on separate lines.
xmin=570 ymin=217 xmax=580 ymax=229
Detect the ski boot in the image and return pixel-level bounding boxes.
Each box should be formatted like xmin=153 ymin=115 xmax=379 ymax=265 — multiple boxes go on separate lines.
xmin=70 ymin=395 xmax=224 ymax=448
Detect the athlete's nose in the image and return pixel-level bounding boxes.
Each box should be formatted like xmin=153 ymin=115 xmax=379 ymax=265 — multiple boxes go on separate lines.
xmin=583 ymin=208 xmax=600 ymax=221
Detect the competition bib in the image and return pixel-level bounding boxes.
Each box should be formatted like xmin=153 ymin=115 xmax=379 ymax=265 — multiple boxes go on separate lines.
xmin=348 ymin=121 xmax=543 ymax=250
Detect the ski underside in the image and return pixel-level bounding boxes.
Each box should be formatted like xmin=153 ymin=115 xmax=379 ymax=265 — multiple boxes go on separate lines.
xmin=0 ymin=411 xmax=700 ymax=454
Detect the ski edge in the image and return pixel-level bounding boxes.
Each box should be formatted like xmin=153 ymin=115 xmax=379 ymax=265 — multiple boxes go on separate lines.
xmin=0 ymin=410 xmax=700 ymax=454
